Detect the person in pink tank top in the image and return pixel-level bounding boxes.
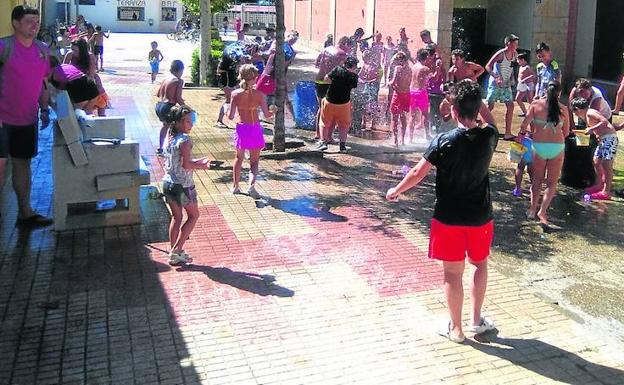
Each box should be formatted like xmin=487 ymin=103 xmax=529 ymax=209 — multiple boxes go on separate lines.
xmin=0 ymin=6 xmax=52 ymax=227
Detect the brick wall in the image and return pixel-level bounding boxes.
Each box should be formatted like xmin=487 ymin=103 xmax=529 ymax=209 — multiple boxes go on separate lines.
xmin=374 ymin=0 xmax=427 ymax=56
xmin=311 ymin=0 xmax=332 ymax=48
xmin=335 ymin=0 xmax=368 ymax=41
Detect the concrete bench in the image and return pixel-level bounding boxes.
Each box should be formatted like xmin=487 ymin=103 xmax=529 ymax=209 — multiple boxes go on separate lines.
xmin=52 ymin=91 xmax=150 ymax=231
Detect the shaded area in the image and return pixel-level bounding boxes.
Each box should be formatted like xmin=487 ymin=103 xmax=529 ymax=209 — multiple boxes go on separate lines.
xmin=255 ymin=195 xmax=348 ymax=222
xmin=176 ymin=265 xmax=295 ymax=297
xmin=470 ymin=332 xmax=624 ymax=385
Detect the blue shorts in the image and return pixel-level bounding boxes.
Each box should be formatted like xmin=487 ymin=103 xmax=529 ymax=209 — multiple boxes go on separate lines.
xmin=150 ymin=60 xmax=159 ymax=74
xmin=486 ymin=82 xmax=513 ymax=104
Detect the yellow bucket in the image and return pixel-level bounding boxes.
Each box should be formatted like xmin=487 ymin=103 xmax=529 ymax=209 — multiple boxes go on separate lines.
xmin=574 ymin=130 xmax=590 ymax=146
xmin=508 ymin=142 xmax=527 ymax=163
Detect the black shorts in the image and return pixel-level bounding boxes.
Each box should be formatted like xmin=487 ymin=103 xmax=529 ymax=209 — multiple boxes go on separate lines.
xmin=218 ymin=71 xmax=237 ymax=88
xmin=155 ymin=102 xmax=175 ymax=122
xmin=94 ymin=45 xmax=103 ymax=55
xmin=163 ymin=181 xmax=197 ymax=206
xmin=0 ymin=123 xmax=38 ymax=159
xmin=66 ymin=76 xmax=100 ymax=103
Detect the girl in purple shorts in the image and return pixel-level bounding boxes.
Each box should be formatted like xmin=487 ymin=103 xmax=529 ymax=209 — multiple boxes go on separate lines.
xmin=228 ymin=64 xmax=276 ymax=198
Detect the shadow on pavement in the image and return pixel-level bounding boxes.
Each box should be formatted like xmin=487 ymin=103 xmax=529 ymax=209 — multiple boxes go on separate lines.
xmin=176 ymin=265 xmax=295 ymax=297
xmin=255 ymin=195 xmax=348 ymax=222
xmin=469 ymin=332 xmax=624 ymax=384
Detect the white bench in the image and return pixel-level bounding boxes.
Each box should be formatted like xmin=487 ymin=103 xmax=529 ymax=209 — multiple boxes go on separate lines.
xmin=52 ymin=91 xmax=150 ymax=231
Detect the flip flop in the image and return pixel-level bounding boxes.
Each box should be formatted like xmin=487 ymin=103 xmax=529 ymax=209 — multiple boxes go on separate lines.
xmin=16 ymin=214 xmax=53 ymax=228
xmin=437 ymin=320 xmax=465 ymax=343
xmin=503 ymin=135 xmax=516 ymax=141
xmin=590 ymin=192 xmax=611 ymax=201
xmin=467 ymin=317 xmax=495 ymax=334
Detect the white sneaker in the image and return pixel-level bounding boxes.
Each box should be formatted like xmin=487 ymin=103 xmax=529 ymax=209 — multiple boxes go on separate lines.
xmin=467 ymin=317 xmax=495 ymax=334
xmin=168 ymin=251 xmax=192 ymax=266
xmin=247 ymin=185 xmax=260 ymax=199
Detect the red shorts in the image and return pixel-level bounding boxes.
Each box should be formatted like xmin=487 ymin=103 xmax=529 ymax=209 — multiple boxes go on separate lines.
xmin=390 ymin=91 xmax=410 ymax=114
xmin=428 ymin=219 xmax=494 ymax=262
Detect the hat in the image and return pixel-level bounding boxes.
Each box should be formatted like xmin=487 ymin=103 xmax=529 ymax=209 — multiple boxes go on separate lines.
xmin=504 ymin=34 xmax=519 ymax=45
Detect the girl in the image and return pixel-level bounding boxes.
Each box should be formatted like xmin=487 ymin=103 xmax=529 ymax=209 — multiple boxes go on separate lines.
xmin=162 ymin=105 xmax=211 ymax=265
xmin=155 ymin=60 xmax=185 ymax=156
xmin=228 ymin=64 xmax=276 ymax=198
xmin=518 ymin=81 xmax=570 ymax=227
xmin=64 ymin=39 xmax=109 ymax=116
xmin=382 ymin=35 xmax=396 ymax=86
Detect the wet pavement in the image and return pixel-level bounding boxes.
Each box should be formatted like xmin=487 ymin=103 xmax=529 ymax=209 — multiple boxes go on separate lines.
xmin=0 ymin=33 xmax=623 ymax=384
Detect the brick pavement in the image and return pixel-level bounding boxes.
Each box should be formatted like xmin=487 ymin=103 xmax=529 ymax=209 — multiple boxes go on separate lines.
xmin=1 ymin=35 xmax=624 ymax=385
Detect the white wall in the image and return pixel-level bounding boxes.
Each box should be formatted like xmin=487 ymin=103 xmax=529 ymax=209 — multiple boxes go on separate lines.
xmin=485 ymin=0 xmax=533 ymax=51
xmin=70 ymin=0 xmax=182 ymax=33
xmin=573 ymin=0 xmax=596 ymax=78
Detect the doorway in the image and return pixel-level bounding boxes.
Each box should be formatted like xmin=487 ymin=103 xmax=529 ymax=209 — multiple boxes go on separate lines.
xmin=451 ymin=7 xmax=487 ymax=64
xmin=592 ymin=0 xmax=624 ymax=81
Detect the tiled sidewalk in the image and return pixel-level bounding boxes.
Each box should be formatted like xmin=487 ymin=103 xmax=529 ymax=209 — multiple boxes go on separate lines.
xmin=1 ymin=57 xmax=624 ymax=385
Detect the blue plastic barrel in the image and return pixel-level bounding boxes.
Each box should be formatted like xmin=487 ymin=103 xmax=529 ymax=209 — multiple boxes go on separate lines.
xmin=292 ymin=80 xmax=318 ymax=130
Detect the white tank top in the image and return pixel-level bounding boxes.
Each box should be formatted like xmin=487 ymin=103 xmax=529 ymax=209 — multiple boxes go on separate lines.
xmin=590 ymin=87 xmax=612 ymax=120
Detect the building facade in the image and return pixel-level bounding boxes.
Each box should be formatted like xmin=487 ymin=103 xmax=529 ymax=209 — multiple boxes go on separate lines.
xmin=285 ymin=0 xmax=623 ymax=92
xmin=47 ymin=0 xmax=185 ymax=33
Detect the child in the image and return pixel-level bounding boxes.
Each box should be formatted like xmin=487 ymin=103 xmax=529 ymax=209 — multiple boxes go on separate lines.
xmin=324 ymin=33 xmax=334 ymax=48
xmin=515 ymin=52 xmax=535 ymax=117
xmin=512 ymin=134 xmax=534 ymax=197
xmin=370 ymin=32 xmax=384 ymax=66
xmin=89 ymin=25 xmax=110 ymax=72
xmin=162 ymin=105 xmax=211 ymax=265
xmin=148 ymin=41 xmax=164 ymax=83
xmin=383 ymin=35 xmax=396 ymax=86
xmin=155 ymin=60 xmax=186 ymax=156
xmin=571 ymin=97 xmax=621 ymax=200
xmin=389 ymin=51 xmax=412 ymax=146
xmin=358 ymin=49 xmax=382 ymax=131
xmin=410 ymin=48 xmax=437 ymax=142
xmin=48 ymin=56 xmax=100 ymax=111
xmin=228 ymin=64 xmax=276 ymax=197
xmin=386 ymin=80 xmax=499 ymax=343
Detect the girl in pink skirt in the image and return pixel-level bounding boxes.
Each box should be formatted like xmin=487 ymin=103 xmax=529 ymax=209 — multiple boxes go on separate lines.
xmin=228 ymin=64 xmax=276 ymax=198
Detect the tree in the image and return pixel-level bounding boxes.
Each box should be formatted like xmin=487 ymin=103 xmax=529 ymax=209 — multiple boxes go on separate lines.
xmin=272 ymin=0 xmax=286 ymax=152
xmin=181 ymin=0 xmax=231 ymax=15
xmin=199 ymin=0 xmax=211 ymax=85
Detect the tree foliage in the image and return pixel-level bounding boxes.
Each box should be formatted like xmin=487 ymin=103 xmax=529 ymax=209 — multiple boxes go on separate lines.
xmin=181 ymin=0 xmax=232 ymax=15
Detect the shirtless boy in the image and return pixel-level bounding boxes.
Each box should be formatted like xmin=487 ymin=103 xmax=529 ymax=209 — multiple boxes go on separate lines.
xmin=155 ymin=60 xmax=185 ymax=155
xmin=448 ymin=49 xmax=484 ymax=83
xmin=148 ymin=41 xmax=164 ymax=83
xmin=571 ymin=97 xmax=623 ymax=200
xmin=389 ymin=52 xmax=412 ymax=146
xmin=515 ymin=53 xmax=535 ymax=117
xmin=89 ymin=25 xmax=110 ymax=72
xmin=356 ymin=49 xmax=382 ymax=131
xmin=410 ymin=48 xmax=438 ymax=141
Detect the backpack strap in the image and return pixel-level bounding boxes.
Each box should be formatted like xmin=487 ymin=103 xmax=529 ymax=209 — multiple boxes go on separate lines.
xmin=0 ymin=36 xmax=15 ymax=100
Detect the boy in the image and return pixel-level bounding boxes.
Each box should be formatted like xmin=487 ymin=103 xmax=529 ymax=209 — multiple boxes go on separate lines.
xmin=409 ymin=48 xmax=438 ymax=142
xmin=356 ymin=49 xmax=382 ymax=131
xmin=386 ymin=80 xmax=498 ymax=343
xmin=89 ymin=25 xmax=110 ymax=72
xmin=317 ymin=56 xmax=359 ymax=153
xmin=535 ymin=42 xmax=560 ymax=99
xmin=448 ymin=49 xmax=484 ymax=83
xmin=515 ymin=52 xmax=535 ymax=117
xmin=389 ymin=52 xmax=412 ymax=146
xmin=485 ymin=34 xmax=519 ymax=140
xmin=148 ymin=41 xmax=164 ymax=83
xmin=571 ymin=97 xmax=623 ymax=200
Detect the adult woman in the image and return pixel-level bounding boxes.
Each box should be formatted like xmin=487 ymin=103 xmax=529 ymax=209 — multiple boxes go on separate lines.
xmin=228 ymin=64 xmax=275 ymax=198
xmin=518 ymin=81 xmax=570 ymax=227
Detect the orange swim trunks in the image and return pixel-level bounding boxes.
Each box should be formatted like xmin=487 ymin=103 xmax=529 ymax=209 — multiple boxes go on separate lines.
xmin=93 ymin=92 xmax=110 ymax=109
xmin=390 ymin=91 xmax=410 ymax=114
xmin=319 ymin=98 xmax=352 ymax=130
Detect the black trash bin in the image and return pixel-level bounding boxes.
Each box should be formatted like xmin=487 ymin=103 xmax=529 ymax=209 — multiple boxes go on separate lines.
xmin=560 ymin=133 xmax=597 ymax=189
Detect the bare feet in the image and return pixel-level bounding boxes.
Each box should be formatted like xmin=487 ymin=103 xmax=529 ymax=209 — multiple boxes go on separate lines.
xmin=537 ymin=210 xmax=549 ymax=226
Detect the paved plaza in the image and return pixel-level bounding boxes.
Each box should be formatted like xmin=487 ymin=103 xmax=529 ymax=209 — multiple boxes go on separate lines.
xmin=0 ymin=34 xmax=623 ymax=385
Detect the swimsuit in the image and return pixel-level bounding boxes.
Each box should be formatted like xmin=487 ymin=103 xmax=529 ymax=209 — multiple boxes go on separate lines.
xmin=155 ymin=101 xmax=175 ymax=122
xmin=233 ymin=92 xmax=266 ymax=150
xmin=532 ymin=118 xmax=565 ymax=160
xmin=517 ymin=81 xmax=535 ymax=93
xmin=390 ymin=91 xmax=410 ymax=114
xmin=594 ymin=133 xmax=618 ymax=160
xmin=410 ymin=89 xmax=429 ymax=113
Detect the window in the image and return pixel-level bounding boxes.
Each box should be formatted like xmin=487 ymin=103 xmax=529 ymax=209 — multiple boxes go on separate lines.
xmin=118 ymin=7 xmax=145 ymax=21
